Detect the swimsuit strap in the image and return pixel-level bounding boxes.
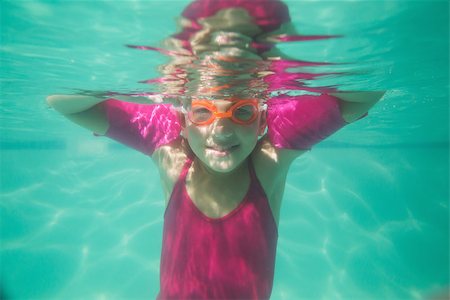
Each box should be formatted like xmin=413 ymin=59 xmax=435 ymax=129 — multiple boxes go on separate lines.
xmin=247 ymin=156 xmax=258 ymax=183
xmin=164 ymin=154 xmax=193 ymax=218
xmin=176 ymin=141 xmax=196 ymax=183
xmin=179 ymin=155 xmax=194 ymax=182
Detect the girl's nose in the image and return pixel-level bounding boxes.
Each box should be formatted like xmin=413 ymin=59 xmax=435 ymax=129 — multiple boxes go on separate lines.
xmin=211 ymin=118 xmax=234 ymax=140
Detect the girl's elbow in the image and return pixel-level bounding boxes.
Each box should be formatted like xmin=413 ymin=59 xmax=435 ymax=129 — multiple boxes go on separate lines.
xmin=46 ymin=95 xmax=65 ymax=113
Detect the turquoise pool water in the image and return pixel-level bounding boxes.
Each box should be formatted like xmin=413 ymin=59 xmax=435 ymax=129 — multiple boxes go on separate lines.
xmin=1 ymin=0 xmax=448 ymax=299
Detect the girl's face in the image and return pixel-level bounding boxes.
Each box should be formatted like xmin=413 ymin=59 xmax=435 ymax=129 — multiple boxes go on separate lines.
xmin=183 ymin=100 xmax=266 ymax=173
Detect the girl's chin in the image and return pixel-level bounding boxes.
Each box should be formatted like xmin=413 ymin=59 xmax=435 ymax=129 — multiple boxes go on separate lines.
xmin=201 ymin=155 xmax=243 ymax=174
xmin=208 ymin=165 xmax=239 ymax=174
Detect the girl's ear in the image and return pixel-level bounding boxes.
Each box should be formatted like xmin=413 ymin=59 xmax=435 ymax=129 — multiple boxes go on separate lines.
xmin=176 ymin=110 xmax=186 ymax=128
xmin=175 ymin=110 xmax=188 ymax=137
xmin=258 ymin=111 xmax=267 ymax=136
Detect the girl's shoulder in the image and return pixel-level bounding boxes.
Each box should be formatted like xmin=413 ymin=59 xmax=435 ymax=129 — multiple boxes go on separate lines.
xmin=252 ymin=135 xmax=306 ymax=174
xmin=251 ymin=136 xmax=305 ymax=192
xmin=251 ymin=136 xmax=306 ymax=225
xmin=151 ymin=138 xmax=190 ymax=195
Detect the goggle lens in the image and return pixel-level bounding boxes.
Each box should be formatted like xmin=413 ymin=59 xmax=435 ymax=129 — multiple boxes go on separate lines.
xmin=232 ymin=104 xmax=257 ymax=122
xmin=190 ymin=106 xmax=213 ymax=123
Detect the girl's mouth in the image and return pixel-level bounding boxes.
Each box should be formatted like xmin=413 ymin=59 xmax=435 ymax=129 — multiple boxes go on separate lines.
xmin=206 ymin=144 xmax=240 ymax=156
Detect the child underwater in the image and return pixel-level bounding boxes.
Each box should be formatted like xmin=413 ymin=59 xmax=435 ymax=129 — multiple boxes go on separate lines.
xmin=47 ymin=0 xmax=384 ymax=299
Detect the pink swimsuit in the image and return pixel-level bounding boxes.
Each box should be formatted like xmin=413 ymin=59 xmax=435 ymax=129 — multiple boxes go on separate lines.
xmin=100 ymin=93 xmax=346 ymax=299
xmin=157 ymin=155 xmax=277 ymax=300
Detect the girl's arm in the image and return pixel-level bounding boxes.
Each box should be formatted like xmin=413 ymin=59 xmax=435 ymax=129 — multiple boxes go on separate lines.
xmin=46 ymin=94 xmax=181 ymax=156
xmin=46 ymin=94 xmax=109 ymax=134
xmin=46 ymin=94 xmax=154 ymax=135
xmin=265 ymin=91 xmax=384 ymax=153
xmin=330 ymin=91 xmax=385 ymax=123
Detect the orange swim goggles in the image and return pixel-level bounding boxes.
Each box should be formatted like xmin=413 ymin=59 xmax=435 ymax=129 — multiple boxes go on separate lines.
xmin=187 ymin=99 xmax=261 ymax=126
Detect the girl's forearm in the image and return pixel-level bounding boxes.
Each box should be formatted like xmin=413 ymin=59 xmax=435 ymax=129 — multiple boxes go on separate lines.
xmin=329 ymin=91 xmax=385 ymax=123
xmin=329 ymin=91 xmax=385 ymax=103
xmin=46 ymin=94 xmax=158 ymax=115
xmin=46 ymin=94 xmax=107 ymax=115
